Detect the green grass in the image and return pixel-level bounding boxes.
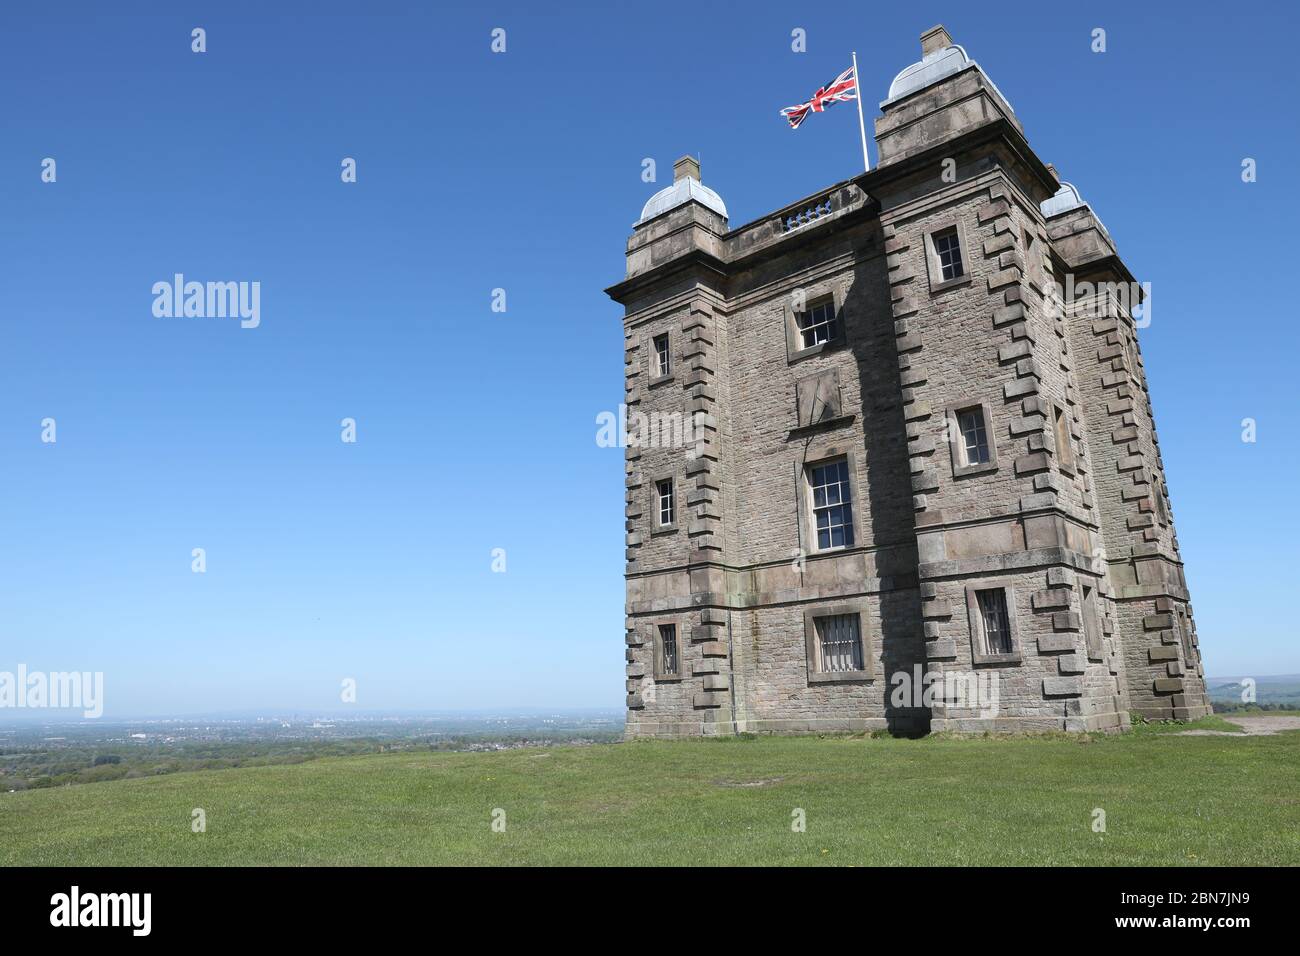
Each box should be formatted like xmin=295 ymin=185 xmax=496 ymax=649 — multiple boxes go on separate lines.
xmin=2 ymin=723 xmax=1296 ymax=866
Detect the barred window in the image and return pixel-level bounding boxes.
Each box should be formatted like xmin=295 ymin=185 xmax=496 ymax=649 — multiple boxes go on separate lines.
xmin=653 ymin=332 xmax=671 ymax=377
xmin=797 ymin=299 xmax=838 ymax=349
xmin=958 ymin=407 xmax=990 ymax=465
xmin=976 ymin=588 xmax=1012 ymax=655
xmin=809 ymin=458 xmax=854 ymax=550
xmin=933 ymin=229 xmax=964 ymax=281
xmin=656 ymin=478 xmax=675 ymax=527
xmin=815 ymin=613 xmax=864 ymax=673
xmin=659 ymin=624 xmax=679 ymax=677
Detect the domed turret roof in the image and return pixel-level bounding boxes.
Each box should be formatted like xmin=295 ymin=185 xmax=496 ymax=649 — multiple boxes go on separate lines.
xmin=1040 ymin=180 xmax=1111 ymax=240
xmin=1040 ymin=182 xmax=1085 ymax=218
xmin=637 ymin=170 xmax=727 ymax=226
xmin=882 ymin=43 xmax=1013 ymax=110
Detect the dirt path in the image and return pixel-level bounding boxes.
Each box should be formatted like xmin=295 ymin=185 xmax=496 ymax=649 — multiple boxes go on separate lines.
xmin=1178 ymin=716 xmax=1300 ymax=736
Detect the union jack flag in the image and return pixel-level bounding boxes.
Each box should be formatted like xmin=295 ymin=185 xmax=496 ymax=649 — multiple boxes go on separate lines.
xmin=780 ymin=64 xmax=858 ymax=130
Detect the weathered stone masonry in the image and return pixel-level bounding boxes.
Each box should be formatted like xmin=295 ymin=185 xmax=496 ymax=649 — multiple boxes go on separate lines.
xmin=607 ymin=26 xmax=1210 ymax=736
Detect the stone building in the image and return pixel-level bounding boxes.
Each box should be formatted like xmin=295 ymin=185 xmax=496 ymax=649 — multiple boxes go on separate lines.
xmin=605 ymin=25 xmax=1210 ymax=736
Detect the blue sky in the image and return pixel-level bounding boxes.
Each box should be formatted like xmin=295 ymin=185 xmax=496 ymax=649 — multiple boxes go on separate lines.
xmin=1 ymin=2 xmax=1295 ymax=717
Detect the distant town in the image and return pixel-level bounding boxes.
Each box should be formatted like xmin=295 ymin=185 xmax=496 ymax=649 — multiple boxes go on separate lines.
xmin=0 ymin=711 xmax=623 ymax=791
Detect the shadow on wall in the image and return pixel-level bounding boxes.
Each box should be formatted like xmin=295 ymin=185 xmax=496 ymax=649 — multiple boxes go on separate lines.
xmin=846 ymin=245 xmax=929 ymax=737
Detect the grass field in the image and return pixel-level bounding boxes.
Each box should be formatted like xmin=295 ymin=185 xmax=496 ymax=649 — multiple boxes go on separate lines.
xmin=2 ymin=719 xmax=1296 ymax=866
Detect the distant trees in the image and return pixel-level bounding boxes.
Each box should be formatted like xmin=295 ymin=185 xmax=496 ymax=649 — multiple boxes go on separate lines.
xmin=1212 ymin=701 xmax=1300 ymax=714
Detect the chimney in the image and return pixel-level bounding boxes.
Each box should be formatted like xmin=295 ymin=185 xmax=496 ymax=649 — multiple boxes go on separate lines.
xmin=673 ymin=155 xmax=701 ymax=183
xmin=920 ymin=24 xmax=952 ymax=57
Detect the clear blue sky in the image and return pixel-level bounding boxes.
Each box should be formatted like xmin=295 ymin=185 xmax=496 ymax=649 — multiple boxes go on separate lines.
xmin=1 ymin=2 xmax=1295 ymax=717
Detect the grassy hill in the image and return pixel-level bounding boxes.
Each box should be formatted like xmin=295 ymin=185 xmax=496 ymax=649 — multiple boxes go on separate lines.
xmin=1 ymin=722 xmax=1296 ymax=866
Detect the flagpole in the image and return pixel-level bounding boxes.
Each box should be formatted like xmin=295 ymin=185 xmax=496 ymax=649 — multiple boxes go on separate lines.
xmin=852 ymin=51 xmax=871 ymax=172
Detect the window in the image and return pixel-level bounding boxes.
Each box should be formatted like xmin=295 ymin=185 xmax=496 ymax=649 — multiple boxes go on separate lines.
xmin=796 ymin=446 xmax=860 ymax=558
xmin=803 ymin=601 xmax=874 ymax=683
xmin=808 ymin=458 xmax=854 ymax=550
xmin=1081 ymin=584 xmax=1103 ymax=660
xmin=1154 ymin=480 xmax=1169 ymax=525
xmin=814 ymin=614 xmax=864 ymax=673
xmin=784 ymin=291 xmax=844 ymax=361
xmin=656 ymin=478 xmax=675 ymax=527
xmin=1125 ymin=337 xmax=1140 ymax=378
xmin=1022 ymin=228 xmax=1040 ymax=286
xmin=658 ymin=624 xmax=679 ymax=678
xmin=933 ymin=229 xmax=964 ymax=281
xmin=946 ymin=401 xmax=998 ymax=477
xmin=976 ymin=589 xmax=1012 ymax=655
xmin=652 ymin=332 xmax=671 ymax=378
xmin=965 ymin=583 xmax=1020 ymax=664
xmin=797 ymin=298 xmax=839 ymax=350
xmin=957 ymin=407 xmax=990 ymax=466
xmin=1176 ymin=608 xmax=1193 ymax=667
xmin=649 ymin=469 xmax=678 ymax=533
xmin=923 ymin=219 xmax=971 ymax=294
xmin=1053 ymin=404 xmax=1075 ymax=474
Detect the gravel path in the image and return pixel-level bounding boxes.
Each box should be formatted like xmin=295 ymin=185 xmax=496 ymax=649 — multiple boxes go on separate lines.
xmin=1178 ymin=715 xmax=1300 ymax=736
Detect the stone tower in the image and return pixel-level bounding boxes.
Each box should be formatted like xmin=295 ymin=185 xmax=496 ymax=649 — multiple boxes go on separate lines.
xmin=605 ymin=26 xmax=1210 ymax=736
